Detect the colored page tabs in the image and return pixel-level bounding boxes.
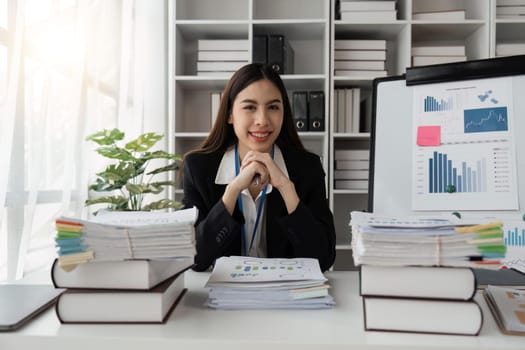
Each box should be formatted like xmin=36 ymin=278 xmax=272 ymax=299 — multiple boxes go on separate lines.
xmin=417 ymin=125 xmax=441 ymax=146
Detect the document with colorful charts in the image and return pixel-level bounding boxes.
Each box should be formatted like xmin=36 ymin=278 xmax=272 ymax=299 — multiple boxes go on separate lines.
xmin=501 ymin=220 xmax=525 ymax=273
xmin=205 ymin=256 xmax=334 ymax=310
xmin=205 ymin=256 xmax=327 ymax=289
xmin=411 ymin=76 xmax=519 ymax=211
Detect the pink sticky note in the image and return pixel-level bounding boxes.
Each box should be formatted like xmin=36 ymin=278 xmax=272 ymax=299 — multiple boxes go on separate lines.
xmin=417 ymin=125 xmax=441 ymax=146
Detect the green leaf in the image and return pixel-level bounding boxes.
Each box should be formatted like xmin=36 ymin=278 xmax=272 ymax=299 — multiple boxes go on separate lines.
xmin=125 ymin=132 xmax=163 ymax=152
xmin=142 ymin=199 xmax=183 ymax=211
xmin=85 ymin=128 xmax=125 ymax=146
xmin=88 ymin=178 xmax=117 ymax=192
xmin=85 ymin=196 xmax=129 ymax=210
xmin=126 ymin=183 xmax=164 ymax=195
xmin=141 ymin=151 xmax=181 ymax=161
xmin=90 ymin=163 xmax=137 ymax=191
xmin=96 ymin=146 xmax=135 ymax=161
xmin=149 ymin=181 xmax=177 ymax=187
xmin=146 ymin=162 xmax=180 ymax=175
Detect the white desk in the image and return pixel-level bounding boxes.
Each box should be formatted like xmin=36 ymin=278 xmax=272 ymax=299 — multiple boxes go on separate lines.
xmin=0 ymin=271 xmax=523 ymax=350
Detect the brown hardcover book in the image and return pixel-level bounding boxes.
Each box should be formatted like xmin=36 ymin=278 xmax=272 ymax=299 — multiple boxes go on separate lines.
xmin=55 ymin=269 xmax=188 ymax=324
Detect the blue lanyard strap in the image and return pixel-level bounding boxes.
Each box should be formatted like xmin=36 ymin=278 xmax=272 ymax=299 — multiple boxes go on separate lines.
xmin=234 ymin=144 xmax=274 ymax=256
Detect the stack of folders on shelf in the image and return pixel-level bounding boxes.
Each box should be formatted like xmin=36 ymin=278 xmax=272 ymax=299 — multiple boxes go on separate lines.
xmin=338 ymin=0 xmax=397 ymax=22
xmin=52 ymin=257 xmax=193 ymax=324
xmin=412 ymin=9 xmax=466 ymax=21
xmin=350 ymin=211 xmax=508 ymax=335
xmin=292 ymin=90 xmax=325 ymax=132
xmin=496 ymin=0 xmax=525 ymax=19
xmin=334 ymin=149 xmax=369 ymax=190
xmin=205 ymin=256 xmax=335 ymax=310
xmin=411 ymin=44 xmax=467 ymax=66
xmin=196 ymin=39 xmax=249 ymax=76
xmin=334 ymin=40 xmax=388 ymax=79
xmin=252 ymin=34 xmax=294 ymax=75
xmin=484 ymin=285 xmax=525 ymax=335
xmin=54 ymin=207 xmax=198 ymax=269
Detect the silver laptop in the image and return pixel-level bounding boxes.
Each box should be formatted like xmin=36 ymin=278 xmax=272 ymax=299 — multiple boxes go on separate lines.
xmin=0 ymin=284 xmax=64 ymax=331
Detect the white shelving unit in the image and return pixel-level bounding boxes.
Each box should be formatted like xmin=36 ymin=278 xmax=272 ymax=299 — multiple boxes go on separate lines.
xmin=169 ymin=0 xmax=330 ymax=193
xmin=328 ymin=0 xmax=493 ymax=269
xmin=169 ymin=0 xmax=519 ymax=270
xmin=492 ymin=0 xmax=525 ymax=57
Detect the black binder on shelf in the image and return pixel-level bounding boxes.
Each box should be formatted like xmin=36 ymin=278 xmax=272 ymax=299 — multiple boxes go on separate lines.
xmin=293 ymin=91 xmax=308 ymax=132
xmin=268 ymin=35 xmax=294 ymax=74
xmin=253 ymin=35 xmax=267 ymax=65
xmin=308 ymin=91 xmax=325 ymax=131
xmin=369 ymin=55 xmax=525 ymax=286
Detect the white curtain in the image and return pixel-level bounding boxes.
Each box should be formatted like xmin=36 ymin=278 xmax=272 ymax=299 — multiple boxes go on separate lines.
xmin=0 ymin=0 xmax=167 ymax=281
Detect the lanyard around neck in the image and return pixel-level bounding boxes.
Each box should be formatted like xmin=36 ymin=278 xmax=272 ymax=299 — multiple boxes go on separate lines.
xmin=234 ymin=143 xmax=274 ymax=256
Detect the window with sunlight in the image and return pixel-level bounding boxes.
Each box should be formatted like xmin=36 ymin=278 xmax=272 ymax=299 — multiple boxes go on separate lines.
xmin=0 ymin=0 xmax=167 ymax=282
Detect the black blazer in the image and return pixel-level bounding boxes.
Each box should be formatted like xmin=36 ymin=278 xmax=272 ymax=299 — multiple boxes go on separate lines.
xmin=182 ymin=146 xmax=336 ymax=272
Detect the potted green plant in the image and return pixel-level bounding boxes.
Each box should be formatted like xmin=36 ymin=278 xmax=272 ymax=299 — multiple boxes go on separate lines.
xmin=85 ymin=128 xmax=182 ymax=212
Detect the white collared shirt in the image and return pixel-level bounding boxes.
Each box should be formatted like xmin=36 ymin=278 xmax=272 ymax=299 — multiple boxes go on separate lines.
xmin=215 ymin=145 xmax=289 ymax=257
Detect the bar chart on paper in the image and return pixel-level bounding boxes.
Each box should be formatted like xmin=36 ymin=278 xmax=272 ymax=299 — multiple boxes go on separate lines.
xmin=413 ymin=142 xmax=518 ymax=210
xmin=427 ymin=150 xmax=487 ymax=194
xmin=501 ymin=222 xmax=525 ymax=273
xmin=423 ymin=95 xmax=454 ymax=112
xmin=505 ymin=226 xmax=525 ymax=247
xmin=417 ymin=144 xmax=513 ymax=195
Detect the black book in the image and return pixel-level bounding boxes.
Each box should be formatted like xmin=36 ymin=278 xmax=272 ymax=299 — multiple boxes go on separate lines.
xmin=252 ymin=35 xmax=267 ymax=65
xmin=293 ymin=91 xmax=308 ymax=132
xmin=308 ymin=91 xmax=325 ymax=131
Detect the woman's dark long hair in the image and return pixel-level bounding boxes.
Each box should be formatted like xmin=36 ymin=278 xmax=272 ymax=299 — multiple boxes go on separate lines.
xmin=187 ymin=63 xmax=305 ymax=155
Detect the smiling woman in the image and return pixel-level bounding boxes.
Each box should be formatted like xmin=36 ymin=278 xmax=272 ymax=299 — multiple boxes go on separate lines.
xmin=182 ymin=63 xmax=336 ymax=272
xmin=0 ymin=0 xmax=168 ymax=282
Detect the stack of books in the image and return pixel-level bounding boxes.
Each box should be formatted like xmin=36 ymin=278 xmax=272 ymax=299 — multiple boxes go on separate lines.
xmin=196 ymin=39 xmax=249 ymax=76
xmin=210 ymin=91 xmax=223 ymax=127
xmin=350 ymin=211 xmax=507 ymax=334
xmin=54 ymin=207 xmax=198 ymax=269
xmin=411 ymin=44 xmax=467 ymax=66
xmin=334 ymin=40 xmax=388 ymax=79
xmin=52 ymin=257 xmax=193 ymax=323
xmin=205 ymin=256 xmax=335 ymax=310
xmin=52 ymin=208 xmax=198 ymax=323
xmin=334 ymin=149 xmax=369 ymax=190
xmin=496 ymin=0 xmax=525 ymax=19
xmin=334 ymin=88 xmax=361 ymax=133
xmin=412 ymin=9 xmax=466 ymax=21
xmin=338 ymin=0 xmax=397 ymax=22
xmin=496 ymin=42 xmax=525 ymax=57
xmin=360 ymin=265 xmax=483 ymax=335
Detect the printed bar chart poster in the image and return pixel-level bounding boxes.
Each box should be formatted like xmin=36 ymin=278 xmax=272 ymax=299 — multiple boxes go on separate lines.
xmin=412 ymin=77 xmax=519 ymax=210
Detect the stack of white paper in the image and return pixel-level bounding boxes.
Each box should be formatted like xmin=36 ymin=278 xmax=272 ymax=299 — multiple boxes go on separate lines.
xmin=349 ymin=211 xmax=506 ymax=268
xmin=55 ymin=207 xmax=198 ymax=268
xmin=205 ymin=256 xmax=335 ymax=310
